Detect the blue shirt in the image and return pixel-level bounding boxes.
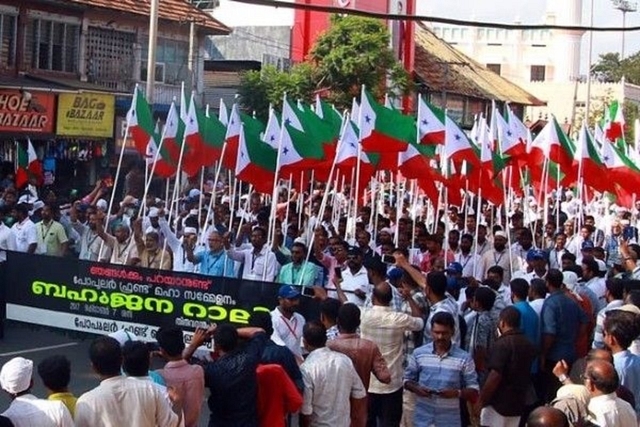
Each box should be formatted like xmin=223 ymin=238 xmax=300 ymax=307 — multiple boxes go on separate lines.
xmin=613 ymin=350 xmax=640 ymax=416
xmin=540 ymin=290 xmax=588 ymax=363
xmin=404 ymin=342 xmax=479 ymax=427
xmin=194 ymin=250 xmax=236 ymax=278
xmin=513 ymin=300 xmax=540 ymax=373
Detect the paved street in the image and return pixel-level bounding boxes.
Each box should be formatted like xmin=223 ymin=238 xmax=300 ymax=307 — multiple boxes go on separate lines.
xmin=0 ymin=320 xmax=211 ymax=424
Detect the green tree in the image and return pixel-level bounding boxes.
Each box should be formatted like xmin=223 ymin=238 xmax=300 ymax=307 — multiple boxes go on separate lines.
xmin=592 ymin=51 xmax=640 ymax=85
xmin=237 ymin=15 xmax=411 ymax=120
xmin=309 ymin=15 xmax=411 ymax=108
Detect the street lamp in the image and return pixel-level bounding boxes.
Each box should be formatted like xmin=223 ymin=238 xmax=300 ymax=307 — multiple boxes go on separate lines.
xmin=612 ymin=0 xmax=637 ymax=59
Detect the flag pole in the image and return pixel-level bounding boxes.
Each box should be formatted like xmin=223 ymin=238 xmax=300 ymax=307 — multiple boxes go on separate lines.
xmin=472 ymin=187 xmax=482 ymax=278
xmin=409 ymin=179 xmax=418 ymax=254
xmin=394 ymin=173 xmax=403 ymax=247
xmin=353 ymin=86 xmax=366 ymax=240
xmin=228 ymin=172 xmax=237 ymax=232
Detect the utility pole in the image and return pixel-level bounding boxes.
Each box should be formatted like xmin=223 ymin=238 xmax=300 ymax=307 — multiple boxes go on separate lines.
xmin=612 ymin=0 xmax=638 ymax=59
xmin=146 ymin=0 xmax=160 ymax=104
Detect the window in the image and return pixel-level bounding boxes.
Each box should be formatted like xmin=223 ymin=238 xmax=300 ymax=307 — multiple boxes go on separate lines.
xmin=487 ymin=63 xmax=501 ymax=75
xmin=140 ymin=62 xmax=165 ymax=83
xmin=29 ymin=18 xmax=79 ymax=73
xmin=530 ymin=65 xmax=546 ymax=82
xmin=140 ymin=38 xmax=189 ymax=85
xmin=0 ymin=14 xmax=16 ymax=67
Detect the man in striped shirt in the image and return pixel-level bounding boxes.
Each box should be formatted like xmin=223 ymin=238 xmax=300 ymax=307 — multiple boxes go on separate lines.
xmin=404 ymin=311 xmax=479 ymax=427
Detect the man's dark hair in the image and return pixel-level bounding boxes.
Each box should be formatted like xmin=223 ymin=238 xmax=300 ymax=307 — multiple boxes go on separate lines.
xmin=603 ymin=309 xmax=640 ymax=350
xmin=122 ymin=341 xmax=150 ymax=377
xmin=487 ymin=265 xmax=504 ymax=280
xmin=582 ymin=258 xmax=599 ymax=276
xmin=460 ymin=233 xmax=473 ymax=243
xmin=563 ymin=264 xmax=583 ymax=279
xmin=474 ymin=286 xmax=496 ymax=311
xmin=252 ymin=226 xmax=267 ymax=239
xmin=303 ymin=321 xmax=327 ymax=348
xmin=546 ymin=269 xmax=564 ymax=289
xmin=373 ymin=282 xmax=393 ymax=305
xmin=320 ymin=298 xmax=342 ymax=324
xmin=250 ymin=312 xmax=274 ymax=337
xmin=426 ymin=272 xmax=447 ymax=297
xmin=606 ymin=279 xmax=625 ymax=301
xmin=561 ymin=252 xmax=576 ymax=264
xmin=510 ymin=278 xmax=530 ymax=301
xmin=499 ymin=306 xmax=521 ymax=329
xmin=482 ymin=278 xmax=501 ymax=292
xmin=156 ymin=326 xmax=186 ymax=358
xmin=336 ymin=303 xmax=361 ymax=333
xmin=431 ymin=311 xmax=455 ymax=331
xmin=37 ymin=355 xmax=71 ymax=392
xmin=530 ymin=278 xmax=548 ymax=299
xmin=626 ymin=289 xmax=640 ymax=307
xmin=213 ymin=324 xmax=239 ymax=353
xmin=291 ymin=242 xmax=308 ymax=254
xmin=89 ymin=336 xmax=122 ymax=376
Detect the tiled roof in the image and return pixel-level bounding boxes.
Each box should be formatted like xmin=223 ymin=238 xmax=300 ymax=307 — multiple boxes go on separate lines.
xmin=62 ymin=0 xmax=230 ymax=35
xmin=414 ymin=23 xmax=544 ymax=106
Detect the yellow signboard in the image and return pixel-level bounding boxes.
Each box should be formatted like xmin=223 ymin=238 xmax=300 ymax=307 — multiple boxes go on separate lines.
xmin=57 ymin=93 xmax=115 ymax=138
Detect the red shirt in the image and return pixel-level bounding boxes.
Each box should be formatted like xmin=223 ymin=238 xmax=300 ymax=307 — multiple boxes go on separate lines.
xmin=256 ymin=364 xmax=303 ymax=427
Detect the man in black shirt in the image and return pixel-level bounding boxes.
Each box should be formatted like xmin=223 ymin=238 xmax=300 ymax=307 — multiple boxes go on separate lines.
xmin=185 ymin=324 xmax=267 ymax=427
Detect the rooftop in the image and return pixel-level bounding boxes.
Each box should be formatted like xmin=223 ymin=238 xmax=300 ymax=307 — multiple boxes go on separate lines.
xmin=61 ymin=0 xmax=230 ymax=35
xmin=413 ymin=23 xmax=544 ymax=106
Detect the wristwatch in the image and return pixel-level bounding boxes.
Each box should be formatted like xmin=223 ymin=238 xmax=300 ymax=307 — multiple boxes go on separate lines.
xmin=558 ymin=374 xmax=568 ymax=383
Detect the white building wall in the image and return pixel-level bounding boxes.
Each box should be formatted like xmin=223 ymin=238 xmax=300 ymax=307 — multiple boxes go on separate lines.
xmin=209 ymin=0 xmax=295 ymax=27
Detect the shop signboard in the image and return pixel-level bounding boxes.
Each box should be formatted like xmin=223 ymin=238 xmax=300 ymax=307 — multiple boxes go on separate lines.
xmin=0 ymin=90 xmax=55 ymax=133
xmin=57 ymin=93 xmax=115 ymax=138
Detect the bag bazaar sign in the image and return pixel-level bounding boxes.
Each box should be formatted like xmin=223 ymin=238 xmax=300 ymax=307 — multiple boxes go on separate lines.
xmin=0 ymin=90 xmax=55 ymax=133
xmin=57 ymin=93 xmax=115 ymax=138
xmin=3 ymin=252 xmax=319 ymax=341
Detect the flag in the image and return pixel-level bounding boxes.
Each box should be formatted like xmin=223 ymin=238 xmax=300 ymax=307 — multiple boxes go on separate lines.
xmin=262 ymin=106 xmax=280 ymax=149
xmin=417 ymin=95 xmax=446 ymax=145
xmin=315 ymin=95 xmax=342 ymax=140
xmin=335 ymin=118 xmax=375 ymax=200
xmin=146 ymin=121 xmax=176 ymax=178
xmin=358 ymin=87 xmax=415 ymax=153
xmin=529 ymin=116 xmax=575 ymax=173
xmin=235 ymin=125 xmax=277 ymax=195
xmin=202 ymin=105 xmax=227 ymax=163
xmin=468 ymin=115 xmax=504 ymax=205
xmin=219 ymin=99 xmax=229 ymax=127
xmin=443 ymin=116 xmax=479 ymax=165
xmin=496 ymin=106 xmax=529 ymax=162
xmin=575 ymin=124 xmax=608 ymax=193
xmin=181 ymin=96 xmax=216 ymax=176
xmin=601 ymin=138 xmax=640 ymax=192
xmin=279 ymin=97 xmax=330 ymax=176
xmin=398 ymin=141 xmax=441 ymax=203
xmin=125 ymin=86 xmax=155 ymax=156
xmin=159 ymin=102 xmax=184 ymax=172
xmin=604 ymin=100 xmax=625 ymax=143
xmin=222 ymin=104 xmax=242 ymax=170
xmin=15 ymin=139 xmax=43 ymax=189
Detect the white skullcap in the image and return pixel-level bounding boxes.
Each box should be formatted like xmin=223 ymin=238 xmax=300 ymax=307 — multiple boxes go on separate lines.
xmin=379 ymin=227 xmax=393 ymax=235
xmin=148 ymin=207 xmax=159 ymax=218
xmin=183 ymin=227 xmax=197 ymax=235
xmin=108 ymin=330 xmax=140 ymax=347
xmin=96 ymin=199 xmax=108 ymax=211
xmin=494 ymin=230 xmax=507 ymax=239
xmin=188 ymin=188 xmax=201 ymax=198
xmin=619 ymin=304 xmax=640 ymax=315
xmin=31 ymin=200 xmax=45 ymax=212
xmin=563 ymin=271 xmax=579 ymax=291
xmin=0 ymin=357 xmax=33 ymax=394
xmin=145 ymin=226 xmax=159 ymax=236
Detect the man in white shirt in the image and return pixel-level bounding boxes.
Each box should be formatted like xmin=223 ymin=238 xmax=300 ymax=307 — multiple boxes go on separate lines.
xmin=455 ymin=234 xmax=482 ymax=281
xmin=226 ymin=225 xmax=278 ymax=281
xmin=271 ymin=285 xmax=306 ymax=362
xmin=584 ymin=360 xmax=636 ymax=427
xmin=300 ymin=321 xmax=367 ymax=427
xmin=0 ymin=356 xmax=73 ymax=427
xmin=74 ymin=336 xmax=181 ymax=427
xmin=9 ymin=203 xmax=37 ymax=254
xmin=0 ymin=207 xmax=12 ymax=262
xmin=96 ymin=221 xmax=133 ymax=265
xmin=332 ymin=246 xmax=370 ymax=306
xmin=158 ymin=210 xmax=198 ymax=273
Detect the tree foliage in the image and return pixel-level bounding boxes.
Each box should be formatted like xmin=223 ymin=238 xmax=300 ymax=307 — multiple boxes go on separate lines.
xmin=237 ymin=15 xmax=411 ymax=121
xmin=592 ymin=52 xmax=640 ymax=85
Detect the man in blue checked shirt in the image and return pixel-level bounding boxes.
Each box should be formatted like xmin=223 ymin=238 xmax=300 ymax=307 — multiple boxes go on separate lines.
xmin=185 ymin=231 xmax=235 ymax=278
xmin=404 ymin=311 xmax=479 ymax=427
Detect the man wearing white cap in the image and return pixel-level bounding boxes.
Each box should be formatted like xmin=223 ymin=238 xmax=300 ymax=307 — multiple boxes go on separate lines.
xmin=96 ymin=220 xmax=134 ymax=265
xmin=156 ymin=208 xmax=198 ymax=273
xmin=141 ymin=207 xmax=165 ymax=248
xmin=478 ymin=231 xmax=517 ymax=286
xmin=0 ymin=357 xmax=73 ymax=426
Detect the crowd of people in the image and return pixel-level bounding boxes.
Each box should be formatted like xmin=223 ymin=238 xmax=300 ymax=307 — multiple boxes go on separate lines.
xmin=1 ymin=165 xmax=640 ymax=426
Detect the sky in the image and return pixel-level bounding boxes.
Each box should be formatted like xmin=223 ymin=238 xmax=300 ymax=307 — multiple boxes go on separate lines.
xmin=418 ymin=0 xmax=640 ymax=73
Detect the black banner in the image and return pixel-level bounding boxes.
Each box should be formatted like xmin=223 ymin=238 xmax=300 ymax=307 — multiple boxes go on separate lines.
xmin=4 ymin=252 xmax=318 ymax=341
